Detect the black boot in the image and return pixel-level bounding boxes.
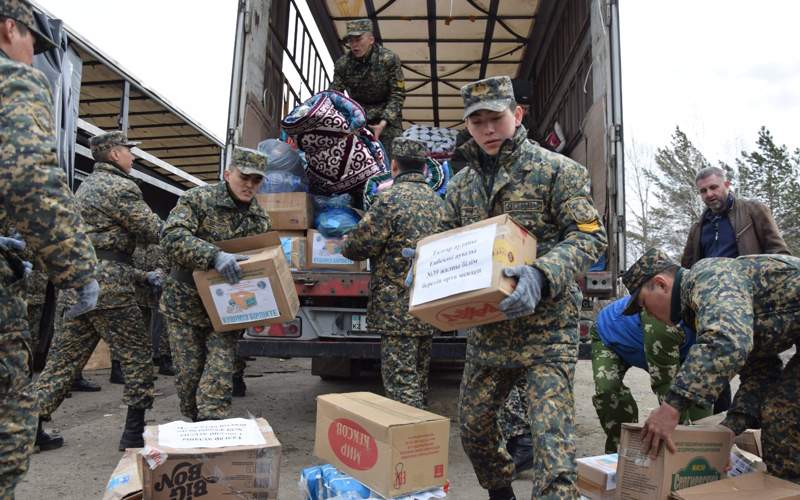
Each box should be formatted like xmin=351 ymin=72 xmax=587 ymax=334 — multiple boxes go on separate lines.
xmin=109 ymin=359 xmax=124 ymax=384
xmin=118 ymin=407 xmax=146 ymax=451
xmin=507 ymin=434 xmax=533 ymax=478
xmin=158 ymin=355 xmax=176 ymax=376
xmin=35 ymin=418 xmax=64 ymax=452
xmin=232 ymin=374 xmax=246 ymax=397
xmin=72 ymin=373 xmax=101 ymax=392
xmin=488 ymin=486 xmax=516 ymax=500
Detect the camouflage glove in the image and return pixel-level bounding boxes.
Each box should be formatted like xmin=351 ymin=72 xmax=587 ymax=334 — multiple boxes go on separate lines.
xmin=0 ymin=235 xmax=26 ymax=251
xmin=401 ymin=248 xmax=416 ymax=288
xmin=64 ymin=279 xmax=100 ymax=320
xmin=214 ymin=251 xmax=249 ymax=284
xmin=146 ymin=270 xmax=164 ymax=291
xmin=499 ymin=266 xmax=545 ymax=319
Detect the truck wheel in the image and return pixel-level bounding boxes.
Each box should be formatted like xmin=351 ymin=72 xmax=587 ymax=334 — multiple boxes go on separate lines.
xmin=312 ymin=357 xmax=359 ymax=380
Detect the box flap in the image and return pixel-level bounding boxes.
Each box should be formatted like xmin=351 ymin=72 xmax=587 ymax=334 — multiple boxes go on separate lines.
xmin=103 ymin=448 xmax=143 ymax=500
xmin=670 ymin=471 xmax=800 ymax=499
xmin=318 ymin=393 xmax=448 ymax=427
xmin=216 ymin=232 xmax=280 ymax=253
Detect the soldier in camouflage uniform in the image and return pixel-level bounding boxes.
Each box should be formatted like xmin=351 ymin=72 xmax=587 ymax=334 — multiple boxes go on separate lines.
xmin=624 ymin=248 xmax=800 ymax=483
xmin=444 ymin=76 xmax=607 ymax=500
xmin=0 ymin=1 xmax=99 ymax=495
xmin=160 ymin=146 xmax=271 ymax=422
xmin=590 ymin=295 xmax=712 ymax=453
xmin=32 ymin=131 xmax=163 ymax=452
xmin=132 ymin=244 xmax=172 ymax=375
xmin=331 ymin=19 xmax=405 ymax=159
xmin=342 ymin=138 xmax=446 ymax=409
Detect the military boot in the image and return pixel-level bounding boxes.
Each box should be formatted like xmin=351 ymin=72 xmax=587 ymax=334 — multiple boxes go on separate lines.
xmin=35 ymin=418 xmax=64 ymax=452
xmin=72 ymin=373 xmax=101 ymax=392
xmin=118 ymin=407 xmax=146 ymax=451
xmin=507 ymin=433 xmax=533 ymax=478
xmin=158 ymin=355 xmax=175 ymax=376
xmin=109 ymin=359 xmax=124 ymax=384
xmin=233 ymin=374 xmax=246 ymax=397
xmin=488 ymin=486 xmax=516 ymax=500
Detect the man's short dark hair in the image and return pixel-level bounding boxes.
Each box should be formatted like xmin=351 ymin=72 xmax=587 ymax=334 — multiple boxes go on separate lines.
xmin=0 ymin=16 xmax=30 ymax=36
xmin=395 ymin=157 xmax=426 ymax=173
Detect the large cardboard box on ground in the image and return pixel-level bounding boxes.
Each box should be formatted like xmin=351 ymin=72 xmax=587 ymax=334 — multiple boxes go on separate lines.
xmin=314 ymin=392 xmax=450 ymax=498
xmin=408 ymin=214 xmax=537 ymax=331
xmin=193 ymin=232 xmax=300 ymax=332
xmin=669 ymin=471 xmax=800 ymax=499
xmin=279 ymin=230 xmax=307 ymax=270
xmin=138 ymin=418 xmax=281 ymax=500
xmin=256 ymin=192 xmax=313 ymax=230
xmin=577 ymin=453 xmax=618 ymax=497
xmin=615 ymin=423 xmax=733 ymax=500
xmin=103 ymin=448 xmax=143 ymax=500
xmin=306 ymin=229 xmax=367 ymax=271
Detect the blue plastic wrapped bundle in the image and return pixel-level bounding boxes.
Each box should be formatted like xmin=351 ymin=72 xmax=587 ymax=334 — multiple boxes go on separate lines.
xmin=312 ymin=194 xmax=361 ymax=238
xmin=256 ymin=138 xmax=309 ymax=193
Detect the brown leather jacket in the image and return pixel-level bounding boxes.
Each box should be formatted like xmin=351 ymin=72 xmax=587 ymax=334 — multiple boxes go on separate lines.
xmin=681 ymin=195 xmax=791 ymax=268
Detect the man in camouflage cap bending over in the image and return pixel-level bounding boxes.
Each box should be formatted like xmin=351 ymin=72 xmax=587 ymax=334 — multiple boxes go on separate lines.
xmin=160 ymin=146 xmax=271 ymax=422
xmin=443 ymin=75 xmax=607 ymax=499
xmin=343 ymin=137 xmax=446 ymax=409
xmin=624 ymin=248 xmax=800 ymax=484
xmin=32 ymin=130 xmax=163 ymax=451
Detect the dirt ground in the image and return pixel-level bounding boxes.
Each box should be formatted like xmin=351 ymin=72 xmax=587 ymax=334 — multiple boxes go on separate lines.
xmin=17 ymin=357 xmax=665 ymax=499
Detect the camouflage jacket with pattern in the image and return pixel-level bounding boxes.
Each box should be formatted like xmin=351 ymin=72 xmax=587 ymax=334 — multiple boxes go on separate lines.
xmin=159 ymin=181 xmax=271 ymax=327
xmin=71 ymin=162 xmax=162 ymax=309
xmin=443 ymin=125 xmax=607 ymax=367
xmin=342 ymin=172 xmax=446 ymax=335
xmin=133 ymin=243 xmax=169 ymax=307
xmin=664 ymin=255 xmax=800 ymax=435
xmin=331 ymin=44 xmax=405 ymax=127
xmin=0 ymin=50 xmax=96 ymax=337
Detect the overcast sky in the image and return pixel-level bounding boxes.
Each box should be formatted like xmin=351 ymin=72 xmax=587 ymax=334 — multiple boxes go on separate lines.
xmin=36 ymin=0 xmax=800 ymax=166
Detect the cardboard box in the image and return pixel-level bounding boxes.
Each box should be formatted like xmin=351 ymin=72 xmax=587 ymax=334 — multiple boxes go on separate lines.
xmin=669 ymin=471 xmax=800 ymax=499
xmin=279 ymin=230 xmax=307 ymax=270
xmin=734 ymin=429 xmax=762 ymax=457
xmin=578 ymin=477 xmax=616 ymax=500
xmin=408 ymin=214 xmax=537 ymax=331
xmin=103 ymin=448 xmax=143 ymax=500
xmin=307 ymin=229 xmax=367 ymax=272
xmin=615 ymin=423 xmax=733 ymax=500
xmin=257 ymin=192 xmax=313 ymax=230
xmin=577 ymin=453 xmax=618 ymax=491
xmin=193 ymin=232 xmax=300 ymax=332
xmin=139 ymin=418 xmax=281 ymax=500
xmin=313 ymin=392 xmax=449 ymax=498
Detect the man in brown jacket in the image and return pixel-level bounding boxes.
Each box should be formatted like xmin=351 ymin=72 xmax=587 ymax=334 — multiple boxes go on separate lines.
xmin=682 ymin=166 xmax=791 ymax=268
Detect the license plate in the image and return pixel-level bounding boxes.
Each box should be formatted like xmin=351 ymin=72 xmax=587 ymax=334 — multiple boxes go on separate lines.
xmin=351 ymin=314 xmax=367 ymax=332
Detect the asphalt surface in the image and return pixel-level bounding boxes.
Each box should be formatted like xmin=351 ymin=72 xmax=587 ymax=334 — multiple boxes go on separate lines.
xmin=17 ymin=356 xmax=664 ymax=499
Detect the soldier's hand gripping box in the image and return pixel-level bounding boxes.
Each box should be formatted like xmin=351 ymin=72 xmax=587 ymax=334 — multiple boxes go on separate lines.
xmin=193 ymin=232 xmax=300 ymax=332
xmin=313 ymin=392 xmax=449 ymax=499
xmin=138 ymin=418 xmax=281 ymax=500
xmin=615 ymin=423 xmax=733 ymax=500
xmin=408 ymin=214 xmax=537 ymax=331
xmin=256 ymin=192 xmax=313 ymax=230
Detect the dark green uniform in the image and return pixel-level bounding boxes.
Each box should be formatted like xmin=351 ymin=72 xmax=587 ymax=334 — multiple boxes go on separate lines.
xmin=331 ymin=44 xmax=405 ymax=156
xmin=0 ymin=40 xmax=97 ymax=497
xmin=342 ymin=160 xmax=446 ymax=408
xmin=447 ymin=77 xmax=606 ymax=495
xmin=160 ymin=181 xmax=270 ymax=421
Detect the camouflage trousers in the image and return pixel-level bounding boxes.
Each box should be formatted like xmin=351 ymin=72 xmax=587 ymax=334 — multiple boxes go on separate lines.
xmin=33 ymin=305 xmax=154 ymax=418
xmin=0 ymin=335 xmax=36 ymax=500
xmin=380 ymin=334 xmax=432 ymax=409
xmin=760 ymin=345 xmax=800 ymax=482
xmin=498 ymin=377 xmax=531 ymax=440
xmin=142 ymin=305 xmax=170 ymax=359
xmin=167 ymin=318 xmax=239 ymax=421
xmin=459 ymin=358 xmax=578 ymax=497
xmin=25 ymin=304 xmax=43 ymax=354
xmin=590 ymin=326 xmax=638 ymax=454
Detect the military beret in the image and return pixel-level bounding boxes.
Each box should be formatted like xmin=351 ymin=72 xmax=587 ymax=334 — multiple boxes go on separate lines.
xmin=345 ymin=18 xmax=372 ymax=39
xmin=392 ymin=137 xmax=428 ymax=162
xmin=460 ymin=75 xmax=516 ymax=119
xmin=232 ymin=146 xmax=268 ymax=176
xmin=622 ymin=247 xmax=678 ymax=315
xmin=0 ymin=0 xmax=55 ymax=54
xmin=89 ymin=131 xmax=140 ymax=160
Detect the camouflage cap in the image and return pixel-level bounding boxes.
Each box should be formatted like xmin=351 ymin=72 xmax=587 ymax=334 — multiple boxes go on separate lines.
xmin=621 ymin=247 xmax=678 ymax=315
xmin=0 ymin=0 xmax=56 ymax=54
xmin=89 ymin=131 xmax=141 ymax=160
xmin=345 ymin=18 xmax=372 ymax=38
xmin=460 ymin=75 xmax=516 ymax=119
xmin=392 ymin=137 xmax=428 ymax=162
xmin=232 ymin=146 xmax=268 ymax=176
